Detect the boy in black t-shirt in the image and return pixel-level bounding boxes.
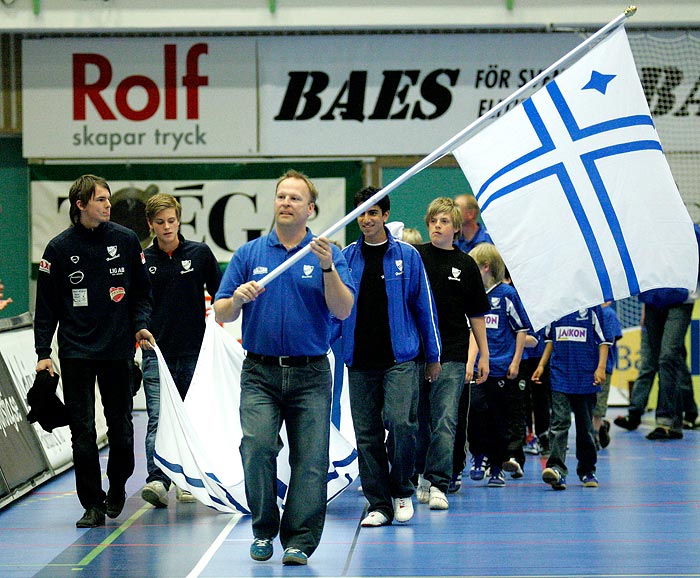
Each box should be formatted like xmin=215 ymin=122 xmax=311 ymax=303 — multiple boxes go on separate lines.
xmin=414 ymin=197 xmax=490 ymax=509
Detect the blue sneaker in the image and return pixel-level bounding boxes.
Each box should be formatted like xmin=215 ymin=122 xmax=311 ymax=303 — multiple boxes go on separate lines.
xmin=282 ymin=547 xmax=308 ymax=566
xmin=487 ymin=467 xmax=506 ymax=487
xmin=250 ymin=538 xmax=273 ymax=561
xmin=581 ymin=472 xmax=599 ymax=488
xmin=447 ymin=473 xmax=462 ymax=493
xmin=542 ymin=467 xmax=567 ymax=490
xmin=469 ymin=454 xmax=489 ymax=481
xmin=524 ymin=436 xmax=541 ymax=455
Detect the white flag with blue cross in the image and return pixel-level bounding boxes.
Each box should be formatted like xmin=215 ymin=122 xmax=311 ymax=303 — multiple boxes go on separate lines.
xmin=454 ymin=27 xmax=698 ymax=330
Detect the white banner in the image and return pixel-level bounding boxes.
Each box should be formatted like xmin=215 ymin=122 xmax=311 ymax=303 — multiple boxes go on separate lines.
xmin=22 ymin=38 xmax=256 ymax=158
xmin=31 ymin=177 xmax=347 ymax=263
xmin=21 ymin=33 xmax=700 ymax=159
xmin=154 ymin=317 xmax=358 ymax=514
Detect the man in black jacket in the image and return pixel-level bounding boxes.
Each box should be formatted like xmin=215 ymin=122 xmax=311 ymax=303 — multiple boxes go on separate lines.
xmin=34 ymin=174 xmax=154 ymax=528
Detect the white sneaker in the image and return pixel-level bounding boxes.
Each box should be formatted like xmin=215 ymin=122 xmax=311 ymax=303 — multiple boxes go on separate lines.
xmin=393 ymin=496 xmax=414 ymax=523
xmin=502 ymin=457 xmax=524 ymax=479
xmin=141 ymin=480 xmax=169 ymax=508
xmin=175 ymin=486 xmax=197 ymax=503
xmin=360 ymin=510 xmax=390 ymax=527
xmin=416 ymin=475 xmax=431 ymax=504
xmin=428 ymin=486 xmax=449 ymax=510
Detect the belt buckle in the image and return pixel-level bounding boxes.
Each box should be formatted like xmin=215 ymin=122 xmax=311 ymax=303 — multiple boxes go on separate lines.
xmin=278 ymin=356 xmax=292 ymax=368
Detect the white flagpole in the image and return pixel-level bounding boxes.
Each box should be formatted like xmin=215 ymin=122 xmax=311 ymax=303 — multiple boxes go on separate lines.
xmin=257 ymin=6 xmax=637 ymax=288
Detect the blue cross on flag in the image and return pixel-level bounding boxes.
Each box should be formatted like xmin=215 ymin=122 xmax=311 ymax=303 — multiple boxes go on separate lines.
xmin=454 ymin=27 xmax=698 ymax=329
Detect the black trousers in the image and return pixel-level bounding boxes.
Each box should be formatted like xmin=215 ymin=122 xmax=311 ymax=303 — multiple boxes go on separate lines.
xmin=60 ymin=358 xmax=134 ymax=510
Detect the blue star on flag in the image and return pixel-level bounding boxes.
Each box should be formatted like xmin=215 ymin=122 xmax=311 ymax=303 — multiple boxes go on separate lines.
xmin=582 ymin=70 xmax=616 ymax=94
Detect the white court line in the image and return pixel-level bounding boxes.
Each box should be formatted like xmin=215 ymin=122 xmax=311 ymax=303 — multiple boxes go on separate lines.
xmin=186 ymin=513 xmax=243 ymax=578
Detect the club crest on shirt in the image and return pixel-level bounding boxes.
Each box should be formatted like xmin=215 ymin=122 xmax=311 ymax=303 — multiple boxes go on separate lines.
xmin=490 ymin=297 xmax=500 ymax=308
xmin=180 ymin=260 xmax=194 ymax=274
xmin=253 ymin=266 xmax=268 ymax=276
xmin=68 ymin=270 xmax=84 ymax=285
xmin=303 ymin=264 xmax=314 ymax=278
xmin=39 ymin=259 xmax=51 ymax=274
xmin=109 ymin=286 xmax=126 ymax=302
xmin=449 ymin=267 xmax=462 ymax=281
xmin=140 ymin=251 xmax=146 ymax=264
xmin=106 ymin=245 xmax=120 ymax=261
xmin=576 ymin=309 xmax=589 ymax=320
xmin=394 ymin=260 xmax=403 ymax=276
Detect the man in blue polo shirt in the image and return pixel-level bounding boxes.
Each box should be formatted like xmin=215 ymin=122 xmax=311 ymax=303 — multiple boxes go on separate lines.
xmin=214 ymin=170 xmax=355 ymax=567
xmin=454 ymin=193 xmax=493 ymax=253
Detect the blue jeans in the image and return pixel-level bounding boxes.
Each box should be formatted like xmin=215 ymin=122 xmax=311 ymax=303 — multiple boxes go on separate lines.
xmin=653 ymin=304 xmax=693 ymax=429
xmin=239 ymin=356 xmax=331 ymax=557
xmin=60 ymin=358 xmax=134 ymax=509
xmin=415 ymin=361 xmax=465 ymax=492
xmin=142 ymin=352 xmax=198 ymax=486
xmin=547 ymin=390 xmax=597 ymax=479
xmin=348 ymin=361 xmax=418 ymax=521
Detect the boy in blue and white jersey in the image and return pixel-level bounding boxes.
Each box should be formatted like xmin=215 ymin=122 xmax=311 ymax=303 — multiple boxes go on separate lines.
xmin=467 ymin=243 xmax=530 ymax=487
xmin=532 ymin=306 xmax=612 ymax=490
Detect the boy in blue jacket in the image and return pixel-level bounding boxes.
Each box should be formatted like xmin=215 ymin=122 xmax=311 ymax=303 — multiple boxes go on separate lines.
xmin=533 ymin=306 xmax=612 ymax=490
xmin=336 ymin=187 xmax=442 ymax=527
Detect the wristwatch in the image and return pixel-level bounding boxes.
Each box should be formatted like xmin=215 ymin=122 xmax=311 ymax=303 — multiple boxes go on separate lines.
xmin=321 ymin=263 xmax=334 ymax=273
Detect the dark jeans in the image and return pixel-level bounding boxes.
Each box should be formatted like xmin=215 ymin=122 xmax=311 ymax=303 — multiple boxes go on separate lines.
xmin=467 ymin=375 xmax=511 ymax=467
xmin=415 ymin=361 xmax=466 ymax=492
xmin=522 ymin=357 xmax=551 ymax=437
xmin=60 ymin=358 xmax=134 ymax=510
xmin=506 ymin=376 xmax=527 ymax=466
xmin=239 ymin=356 xmax=331 ymax=557
xmin=348 ymin=361 xmax=418 ymax=521
xmin=142 ymin=352 xmax=198 ymax=486
xmin=629 ymin=303 xmax=693 ymax=431
xmin=547 ymin=390 xmax=597 ymax=479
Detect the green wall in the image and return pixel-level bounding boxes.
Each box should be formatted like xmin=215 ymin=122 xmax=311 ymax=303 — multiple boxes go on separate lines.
xmin=380 ymin=166 xmax=472 ymax=242
xmin=0 ymin=137 xmax=29 ymax=319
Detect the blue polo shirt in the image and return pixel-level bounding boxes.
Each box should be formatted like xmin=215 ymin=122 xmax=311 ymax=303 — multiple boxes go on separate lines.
xmin=544 ymin=306 xmax=613 ymax=394
xmin=455 ymin=224 xmax=493 ymax=254
xmin=480 ymin=282 xmax=530 ymax=377
xmin=216 ymin=229 xmax=355 ymax=357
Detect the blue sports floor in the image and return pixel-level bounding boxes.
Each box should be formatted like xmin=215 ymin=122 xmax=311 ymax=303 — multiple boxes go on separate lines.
xmin=1 ymin=409 xmax=699 ymax=578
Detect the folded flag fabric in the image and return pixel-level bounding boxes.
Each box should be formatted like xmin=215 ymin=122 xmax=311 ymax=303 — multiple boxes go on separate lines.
xmin=154 ymin=316 xmax=358 ymax=513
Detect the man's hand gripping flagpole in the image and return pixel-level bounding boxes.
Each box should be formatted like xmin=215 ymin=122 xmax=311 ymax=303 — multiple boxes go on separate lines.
xmin=256 ymin=6 xmax=637 ymax=290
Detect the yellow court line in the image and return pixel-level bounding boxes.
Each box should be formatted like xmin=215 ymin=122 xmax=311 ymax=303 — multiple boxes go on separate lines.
xmin=73 ymin=503 xmax=153 ymax=568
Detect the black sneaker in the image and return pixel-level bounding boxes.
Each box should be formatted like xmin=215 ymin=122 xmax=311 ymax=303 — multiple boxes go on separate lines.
xmin=614 ymin=415 xmax=640 ymax=431
xmin=599 ymin=420 xmax=611 ymax=449
xmin=76 ymin=505 xmax=106 ymax=528
xmin=646 ymin=426 xmax=682 ymax=440
xmin=105 ymin=487 xmax=127 ymax=518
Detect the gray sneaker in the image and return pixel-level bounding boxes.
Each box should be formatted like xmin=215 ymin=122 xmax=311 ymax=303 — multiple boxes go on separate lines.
xmin=141 ymin=480 xmax=169 ymax=508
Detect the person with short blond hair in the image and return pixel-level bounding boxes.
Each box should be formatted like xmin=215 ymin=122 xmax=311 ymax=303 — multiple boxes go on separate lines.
xmin=139 ymin=192 xmax=222 ymax=509
xmin=414 ymin=197 xmax=489 ymax=510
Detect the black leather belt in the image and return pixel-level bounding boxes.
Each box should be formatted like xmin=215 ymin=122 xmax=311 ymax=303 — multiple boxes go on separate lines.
xmin=246 ymin=352 xmax=326 ymax=367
